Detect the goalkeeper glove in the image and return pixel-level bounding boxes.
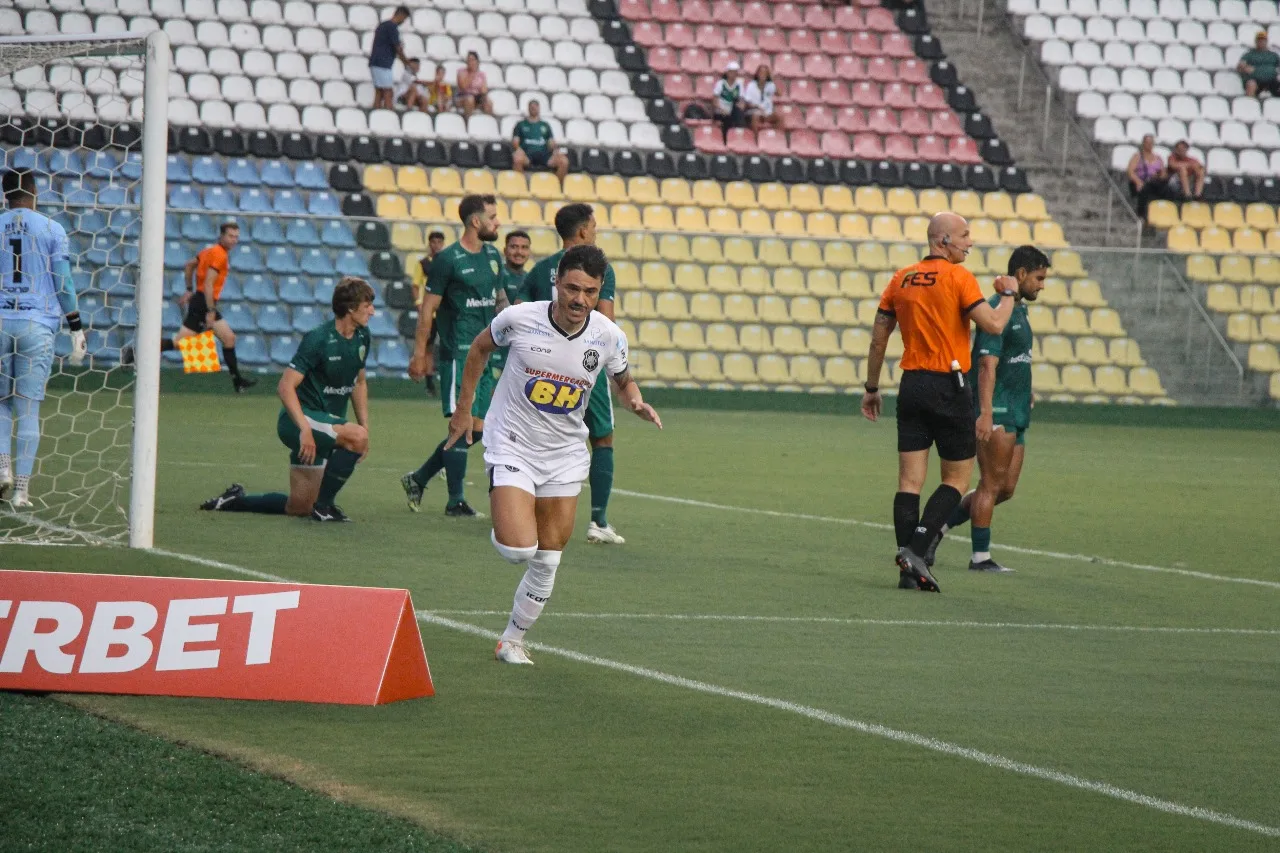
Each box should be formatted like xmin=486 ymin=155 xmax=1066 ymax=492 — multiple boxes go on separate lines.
xmin=66 ymin=312 xmax=86 ymax=366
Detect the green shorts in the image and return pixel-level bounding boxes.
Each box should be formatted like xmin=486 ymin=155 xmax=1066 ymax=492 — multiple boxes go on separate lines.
xmin=584 ymin=378 xmax=614 ymax=440
xmin=278 ymin=408 xmax=345 ymax=467
xmin=439 ymin=359 xmax=497 ymax=419
xmin=993 ymin=421 xmax=1028 ymax=446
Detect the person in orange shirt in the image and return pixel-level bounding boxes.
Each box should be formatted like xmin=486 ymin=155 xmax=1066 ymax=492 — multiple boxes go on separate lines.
xmin=861 ymin=211 xmax=1016 ymax=592
xmin=163 ymin=222 xmax=255 ymax=393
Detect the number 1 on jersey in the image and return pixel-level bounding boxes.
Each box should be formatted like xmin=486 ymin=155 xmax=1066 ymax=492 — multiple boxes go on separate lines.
xmin=8 ymin=237 xmax=21 ymax=284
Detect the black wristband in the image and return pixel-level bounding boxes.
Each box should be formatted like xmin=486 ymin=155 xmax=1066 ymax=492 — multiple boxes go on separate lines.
xmin=864 ymin=385 xmax=879 ymax=394
xmin=66 ymin=312 xmax=82 ymax=332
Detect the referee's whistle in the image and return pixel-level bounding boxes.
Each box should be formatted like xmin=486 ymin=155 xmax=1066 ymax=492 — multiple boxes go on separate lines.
xmin=951 ymin=359 xmax=965 ymax=392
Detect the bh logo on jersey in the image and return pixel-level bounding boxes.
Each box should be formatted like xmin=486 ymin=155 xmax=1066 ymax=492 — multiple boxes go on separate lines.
xmin=524 ymin=377 xmax=586 ymax=414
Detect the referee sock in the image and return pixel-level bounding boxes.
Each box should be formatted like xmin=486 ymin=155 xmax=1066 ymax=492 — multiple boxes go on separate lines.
xmin=945 ymin=490 xmax=975 ymax=532
xmin=893 ymin=492 xmax=920 ymax=549
xmin=226 ymin=493 xmax=287 ymax=514
xmin=589 ymin=446 xmax=614 ymax=527
xmin=316 ymin=447 xmax=359 ymax=506
xmin=909 ymin=485 xmax=963 ymax=556
xmin=222 ymin=346 xmax=242 ymax=380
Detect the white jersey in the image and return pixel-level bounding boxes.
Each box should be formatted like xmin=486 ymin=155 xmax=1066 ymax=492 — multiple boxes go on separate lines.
xmin=485 ymin=301 xmax=628 ymax=469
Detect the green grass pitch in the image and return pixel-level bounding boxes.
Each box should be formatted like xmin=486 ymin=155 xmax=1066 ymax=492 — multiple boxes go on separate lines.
xmin=4 ymin=390 xmax=1280 ymax=852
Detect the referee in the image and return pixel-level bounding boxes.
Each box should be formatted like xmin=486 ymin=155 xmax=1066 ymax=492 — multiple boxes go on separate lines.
xmin=861 ymin=212 xmax=1017 ymax=592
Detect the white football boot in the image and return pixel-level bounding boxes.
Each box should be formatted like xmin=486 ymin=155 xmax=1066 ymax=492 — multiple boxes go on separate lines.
xmin=586 ymin=521 xmax=625 ymax=544
xmin=0 ymin=467 xmax=12 ymax=502
xmin=495 ymin=639 xmax=534 ymax=665
xmin=10 ymin=488 xmax=32 ymax=509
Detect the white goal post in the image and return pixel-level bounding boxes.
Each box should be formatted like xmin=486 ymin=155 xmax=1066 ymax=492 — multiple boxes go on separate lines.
xmin=0 ymin=32 xmax=168 ymax=548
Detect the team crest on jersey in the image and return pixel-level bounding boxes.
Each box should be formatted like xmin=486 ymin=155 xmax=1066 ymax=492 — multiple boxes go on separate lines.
xmin=524 ymin=376 xmax=587 ymax=414
xmin=490 ymin=259 xmax=500 ymax=275
xmin=582 ymin=349 xmax=599 ymax=371
xmin=358 ymin=344 xmax=366 ymax=361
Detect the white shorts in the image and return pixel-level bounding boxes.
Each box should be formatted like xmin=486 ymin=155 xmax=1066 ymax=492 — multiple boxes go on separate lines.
xmin=486 ymin=453 xmax=589 ymax=499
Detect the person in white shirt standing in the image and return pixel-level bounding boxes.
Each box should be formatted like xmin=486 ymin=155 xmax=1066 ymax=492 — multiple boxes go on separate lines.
xmin=712 ymin=61 xmax=747 ymax=141
xmin=743 ymin=64 xmax=781 ymax=132
xmin=443 ymin=245 xmax=662 ymax=665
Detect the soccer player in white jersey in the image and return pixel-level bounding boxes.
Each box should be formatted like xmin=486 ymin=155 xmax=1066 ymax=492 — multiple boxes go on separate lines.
xmin=444 ymin=245 xmax=662 ymax=665
xmin=0 ymin=169 xmax=87 ymax=508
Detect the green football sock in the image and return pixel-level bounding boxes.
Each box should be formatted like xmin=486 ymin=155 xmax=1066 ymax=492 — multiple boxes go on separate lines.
xmin=412 ymin=440 xmax=447 ymax=488
xmin=971 ymin=526 xmax=992 ymax=556
xmin=444 ymin=447 xmax=469 ymax=504
xmin=589 ymin=446 xmax=614 ymax=526
xmin=225 ymin=493 xmax=287 ymax=514
xmin=946 ymin=500 xmax=971 ymax=530
xmin=316 ymin=448 xmax=359 ymax=506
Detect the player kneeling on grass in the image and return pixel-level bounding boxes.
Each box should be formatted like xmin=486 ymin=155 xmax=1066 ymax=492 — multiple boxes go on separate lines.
xmin=201 ymin=276 xmax=374 ymax=522
xmin=926 ymin=245 xmax=1049 ymax=573
xmin=444 ymin=245 xmax=662 ymax=665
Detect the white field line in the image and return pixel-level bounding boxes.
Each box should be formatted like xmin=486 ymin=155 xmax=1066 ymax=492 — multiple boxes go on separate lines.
xmin=613 ymin=489 xmax=1280 ymax=591
xmin=423 ymin=610 xmax=1280 ymax=636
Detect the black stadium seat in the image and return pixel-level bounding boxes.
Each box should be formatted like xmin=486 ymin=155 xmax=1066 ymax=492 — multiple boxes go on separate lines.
xmin=450 ymin=141 xmax=483 ymax=168
xmin=247 ymin=130 xmax=280 ymax=159
xmin=328 ymin=164 xmax=361 ymax=193
xmin=316 ymin=133 xmax=348 ymax=162
xmin=214 ymin=128 xmax=248 ymax=158
xmin=349 ymin=135 xmax=382 ymax=164
xmin=280 ymin=131 xmax=312 ymax=160
xmin=808 ymin=157 xmax=838 ymax=185
xmin=646 ymin=150 xmax=676 ymax=179
xmin=582 ymin=147 xmax=613 ymax=175
xmin=677 ymin=152 xmax=709 ymax=181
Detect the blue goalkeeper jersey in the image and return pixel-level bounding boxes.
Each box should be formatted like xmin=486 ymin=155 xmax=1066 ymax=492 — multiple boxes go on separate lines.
xmin=0 ymin=207 xmax=72 ymax=331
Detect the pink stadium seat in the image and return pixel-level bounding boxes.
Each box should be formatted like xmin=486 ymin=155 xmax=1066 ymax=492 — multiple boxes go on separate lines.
xmin=835 ymin=55 xmax=865 ymax=80
xmin=759 ymin=128 xmax=790 ymax=155
xmin=851 ymin=81 xmax=882 ymax=107
xmin=620 ymin=0 xmax=650 ymax=20
xmin=804 ymin=54 xmax=837 ymax=80
xmin=652 ymin=0 xmax=682 ymax=19
xmin=668 ymin=23 xmax=699 ymax=47
xmin=727 ymin=26 xmax=757 ymax=51
xmin=836 ymin=106 xmax=867 ymax=132
xmin=883 ymin=82 xmax=915 ymax=109
xmin=649 ymin=47 xmax=679 ymax=72
xmin=948 ymin=136 xmax=982 ymax=164
xmin=806 ymin=104 xmax=837 ymax=130
xmin=711 ymin=49 xmax=738 ymax=70
xmin=633 ymin=21 xmax=664 ymax=46
xmin=744 ymin=1 xmax=773 ymax=26
xmin=680 ymin=48 xmax=711 ymax=73
xmin=773 ymin=3 xmax=804 ymax=27
xmin=821 ymin=131 xmax=854 ymax=157
xmin=867 ymin=57 xmax=897 ymax=83
xmin=915 ymin=84 xmax=946 ymax=110
xmin=726 ymin=127 xmax=758 ymax=154
xmin=899 ymin=58 xmax=930 ymax=84
xmin=819 ymin=30 xmax=848 ymax=54
xmin=683 ymin=0 xmax=713 ymax=22
xmin=789 ymin=79 xmax=822 ymax=104
xmin=695 ymin=24 xmax=726 ymax=48
xmin=804 ymin=6 xmax=835 ymax=28
xmin=773 ymin=52 xmax=803 ymax=76
xmin=788 ymin=29 xmax=820 ymax=54
xmin=885 ymin=134 xmax=916 ymax=160
xmin=930 ymin=110 xmax=961 ymax=136
xmin=834 ymin=6 xmax=863 ymax=30
xmin=664 ymin=73 xmax=694 ymax=99
xmin=695 ymin=74 xmax=718 ymax=100
xmin=820 ymin=80 xmax=851 ymax=105
xmin=776 ymin=103 xmax=805 ymax=129
xmin=868 ymin=107 xmax=899 ymax=134
xmin=882 ymin=32 xmax=915 ymax=58
xmin=757 ymin=27 xmax=788 ymax=52
xmin=741 ymin=51 xmax=768 ymax=72
xmin=916 ymin=134 xmax=947 ymax=162
xmin=864 ymin=6 xmax=897 ymax=31
xmin=790 ymin=129 xmax=822 ymax=157
xmin=850 ymin=32 xmax=881 ymax=57
xmin=853 ymin=132 xmax=885 ymax=158
xmin=900 ymin=108 xmax=930 ymax=135
xmin=694 ymin=125 xmax=727 ymax=153
xmin=712 ymin=0 xmax=740 ymax=24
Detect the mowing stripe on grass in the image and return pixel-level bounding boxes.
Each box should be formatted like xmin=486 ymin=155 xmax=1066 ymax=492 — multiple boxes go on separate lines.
xmin=613 ymin=489 xmax=1280 ymax=591
xmin=424 ymin=610 xmax=1280 ymax=636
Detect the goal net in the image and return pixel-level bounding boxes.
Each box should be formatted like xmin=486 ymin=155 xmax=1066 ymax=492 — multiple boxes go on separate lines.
xmin=0 ymin=33 xmax=167 ymax=548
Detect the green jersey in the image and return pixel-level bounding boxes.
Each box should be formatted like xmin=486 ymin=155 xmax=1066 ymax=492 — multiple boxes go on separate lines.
xmin=1241 ymin=48 xmax=1280 ymax=81
xmin=286 ymin=319 xmax=371 ymax=418
xmin=491 ymin=266 xmax=528 ymax=369
xmin=517 ymin=249 xmax=617 ymax=305
xmin=971 ymin=295 xmax=1033 ymax=427
xmin=426 ymin=240 xmax=504 ymax=361
xmin=513 ymin=119 xmax=554 ymax=157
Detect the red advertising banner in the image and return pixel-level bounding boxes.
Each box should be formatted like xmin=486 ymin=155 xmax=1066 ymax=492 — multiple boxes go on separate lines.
xmin=0 ymin=571 xmax=433 ymax=705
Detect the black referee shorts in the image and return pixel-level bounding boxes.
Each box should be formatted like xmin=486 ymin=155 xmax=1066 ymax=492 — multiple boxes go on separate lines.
xmin=896 ymin=370 xmax=976 ymax=461
xmin=182 ymin=291 xmax=223 ymax=333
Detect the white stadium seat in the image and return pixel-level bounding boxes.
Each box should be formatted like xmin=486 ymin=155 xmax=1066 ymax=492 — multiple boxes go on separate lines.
xmin=208 ymin=47 xmax=242 ymax=75
xmin=234 ymin=102 xmax=269 ymax=129
xmin=368 ymin=109 xmax=401 ymax=136
xmin=469 ymin=114 xmax=502 ymax=142
xmin=1072 ymin=41 xmax=1103 ymax=67
xmin=1094 ymin=117 xmax=1126 ymax=144
xmin=1042 ymin=40 xmax=1072 ymax=66
xmin=200 ymin=100 xmax=235 ymax=128
xmin=402 ymin=111 xmax=434 ymax=139
xmin=334 ymin=107 xmax=369 ymax=134
xmin=1206 ymin=147 xmax=1238 ymax=175
xmin=221 ymin=76 xmax=254 ymax=103
xmin=1154 ymin=118 xmax=1186 ymax=145
xmin=434 ymin=113 xmax=469 ymax=141
xmin=1106 ymin=92 xmax=1137 ymax=118
xmin=301 ymin=105 xmax=336 ymax=133
xmin=187 ymin=74 xmax=221 ymax=102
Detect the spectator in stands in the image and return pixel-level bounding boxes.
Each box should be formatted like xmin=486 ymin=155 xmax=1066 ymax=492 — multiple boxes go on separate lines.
xmin=713 ymin=61 xmax=747 ymax=141
xmin=455 ymin=52 xmax=493 ymax=119
xmin=1238 ymin=30 xmax=1280 ymax=98
xmin=1126 ymin=134 xmax=1172 ymax=218
xmin=1166 ymin=141 xmax=1205 ymax=200
xmin=369 ymin=6 xmax=412 ymax=111
xmin=743 ymin=65 xmax=780 ymax=133
xmin=425 ymin=66 xmax=453 ymax=114
xmin=395 ymin=58 xmax=427 ymax=111
xmin=511 ymin=100 xmax=570 ymax=181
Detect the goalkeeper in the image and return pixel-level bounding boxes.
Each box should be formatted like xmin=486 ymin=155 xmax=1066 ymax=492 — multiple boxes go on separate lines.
xmin=200 ymin=276 xmax=373 ymax=522
xmin=0 ymin=169 xmax=87 ymax=508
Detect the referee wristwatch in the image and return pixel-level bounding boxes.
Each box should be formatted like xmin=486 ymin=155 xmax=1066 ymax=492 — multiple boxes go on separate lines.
xmin=998 ymin=288 xmax=1017 ymax=298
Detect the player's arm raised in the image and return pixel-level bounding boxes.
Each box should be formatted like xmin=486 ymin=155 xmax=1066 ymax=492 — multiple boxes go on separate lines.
xmin=968 ymin=275 xmax=1017 ymax=335
xmin=610 ymin=367 xmax=661 ymax=429
xmin=975 ymin=355 xmax=998 ymax=441
xmin=409 ymin=291 xmax=441 ymax=380
xmin=861 ymin=310 xmax=896 ymax=422
xmin=445 ymin=327 xmax=499 ymax=449
xmin=277 ymin=368 xmax=316 ymax=465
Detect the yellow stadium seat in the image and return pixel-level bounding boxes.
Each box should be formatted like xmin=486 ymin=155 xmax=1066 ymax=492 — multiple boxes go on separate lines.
xmin=1254 ymin=256 xmax=1280 ymax=285
xmin=377 ymin=194 xmax=409 ymax=219
xmin=970 ymin=218 xmax=1000 ymax=245
xmin=757 ymin=354 xmax=791 ymax=385
xmin=1226 ymin=313 xmax=1259 ymax=342
xmin=1089 ymin=308 xmax=1124 ymax=336
xmin=983 ymin=191 xmax=1016 ymax=220
xmin=676 ymin=206 xmax=708 ymax=232
xmin=885 ymin=330 xmax=905 ymax=359
xmin=362 ymin=163 xmax=396 ymax=193
xmin=1272 ymin=372 xmax=1280 ymax=401
xmin=627 ymin=176 xmax=660 ymax=205
xmin=440 ymin=195 xmax=462 ymax=221
xmin=596 ymin=175 xmax=627 ymax=204
xmin=674 ymin=263 xmax=707 ymax=293
xmin=741 ymin=209 xmax=773 ymax=235
xmin=773 ymin=325 xmax=806 ymax=355
xmin=822 ymin=186 xmax=856 ymax=214
xmin=1070 ymin=279 xmax=1106 ymax=308
xmin=562 ymin=173 xmax=595 ymax=201
xmin=655 ymin=291 xmax=688 ymax=320
xmin=824 ymin=356 xmax=861 ymax=388
xmin=1001 ymin=219 xmax=1033 ymax=245
xmin=494 ymin=169 xmax=529 ymax=199
xmin=789 ymin=240 xmax=822 ymax=268
xmin=1094 ymin=365 xmax=1129 ymax=395
xmin=739 ymin=324 xmax=771 ymax=353
xmin=872 ymin=271 xmax=895 ymax=292
xmin=774 ymin=210 xmax=806 ymax=236
xmin=687 ymin=236 xmax=721 ymax=265
xmin=708 ymin=207 xmax=740 ymax=233
xmin=1061 ymin=364 xmax=1096 ymax=394
xmin=596 ymin=230 xmax=625 ymax=262
xmin=1040 ymin=334 xmax=1075 ymax=364
xmin=1074 ymin=336 xmax=1110 ymax=366
xmin=1185 ymin=253 xmax=1219 ymax=281
xmin=723 ymin=352 xmax=758 ymax=384
xmin=611 ymin=203 xmax=642 ymax=230
xmin=837 ymin=214 xmax=870 ymax=240
xmin=1180 ymin=201 xmax=1213 ymax=229
xmin=1213 ymin=202 xmax=1245 ymax=229
xmin=856 ymin=242 xmax=890 ymax=270
xmin=792 ymin=296 xmax=823 ymax=325
xmin=394 ymin=165 xmax=428 ymax=194
xmin=1245 ymin=203 xmax=1278 ymax=232
xmin=773 ymin=267 xmax=807 ymax=295
xmin=429 ymin=167 xmax=462 ymax=195
xmin=1240 ymin=284 xmax=1273 ymax=314
xmin=619 ymin=290 xmax=654 ymax=319
xmin=1269 ymin=229 xmax=1280 ymax=252
xmin=886 ymin=243 xmax=918 ymax=270
xmin=612 ymin=260 xmax=641 ymax=291
xmin=1129 ymin=367 xmax=1165 ymax=396
xmin=986 ymin=246 xmax=1014 ymax=276
xmin=1234 ymin=227 xmax=1265 ymax=254
xmin=655 ymin=351 xmax=690 ymax=382
xmin=916 ymin=188 xmax=948 ymax=216
xmin=758 ymin=182 xmax=789 ymax=210
xmin=854 ymin=186 xmax=888 ymax=214
xmin=790 ymin=184 xmax=822 ymax=213
xmin=1015 ymin=193 xmax=1049 ymax=221
xmin=641 ymin=261 xmax=675 ymax=292
xmin=404 ymin=251 xmax=426 ymax=286
xmin=902 ymin=215 xmax=929 ymax=243
xmin=630 ymin=351 xmax=654 ymax=379
xmin=725 ymin=294 xmax=758 ymax=323
xmin=885 ymin=187 xmax=918 ymax=216
xmin=391 ymin=222 xmax=425 ymax=251
xmin=790 ymin=355 xmax=825 ymax=385
xmin=509 ymin=198 xmax=543 ymax=226
xmin=1110 ymin=338 xmax=1144 ymax=366
xmin=856 ymin=298 xmax=880 ymax=326
xmin=808 ymin=327 xmax=842 ymax=356
xmin=529 ymin=227 xmax=558 ymax=256
xmin=1027 ymin=304 xmax=1057 ymax=333
xmin=590 ymin=203 xmax=610 ymax=227
xmin=1050 ymin=249 xmax=1085 ymax=278
xmin=659 ymin=234 xmax=691 ymax=262
xmin=841 ymin=327 xmax=871 ymax=355
xmin=807 ymin=212 xmax=839 ymax=237
xmin=740 ymin=267 xmax=771 ymax=293
xmin=1146 ymin=199 xmax=1180 ymax=229
xmin=689 ymin=351 xmax=724 ymax=383
xmin=707 ymin=265 xmax=739 ymax=293
xmin=693 ymin=180 xmax=725 ymax=208
xmin=725 ymin=181 xmax=758 ymax=209
xmin=1032 ymin=220 xmax=1067 ymax=248
xmin=463 ymin=168 xmax=496 ymax=196
xmin=823 ymin=241 xmax=855 ymax=269
xmin=660 ymin=178 xmax=693 ymax=206
xmin=1262 ymin=314 xmax=1280 ymax=343
xmin=638 ymin=320 xmax=672 ymax=350
xmin=824 ymin=297 xmax=857 ymax=326
xmin=615 ymin=318 xmax=637 ymax=343
xmin=871 ymin=215 xmax=904 ymax=241
xmin=1219 ymin=254 xmax=1253 ymax=284
xmin=722 ymin=237 xmax=754 ymax=266
xmin=706 ymin=323 xmax=739 ymax=351
xmin=757 ymin=238 xmax=788 ymax=267
xmin=1198 ymin=226 xmax=1232 ymax=253
xmin=1248 ymin=342 xmax=1280 ymax=372
xmin=1039 ymin=278 xmax=1071 ymax=306
xmin=964 ymin=247 xmax=989 ymax=274
xmin=759 ymin=295 xmax=790 ymax=324
xmin=808 ymin=269 xmax=840 ymax=297
xmin=543 ymin=200 xmax=565 ymax=226
xmin=949 ymin=190 xmax=983 ymax=219
xmin=642 ymin=204 xmax=675 ymax=231
xmin=690 ymin=292 xmax=723 ymax=321
xmin=1032 ymin=363 xmax=1062 ymax=392
xmin=840 ymin=271 xmax=874 ymax=298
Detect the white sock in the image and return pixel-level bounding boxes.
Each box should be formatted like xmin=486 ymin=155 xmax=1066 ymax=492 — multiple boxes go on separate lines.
xmin=501 ymin=549 xmax=561 ymax=643
xmin=938 ymin=523 xmax=950 ymax=537
xmin=972 ymin=550 xmax=991 ymax=563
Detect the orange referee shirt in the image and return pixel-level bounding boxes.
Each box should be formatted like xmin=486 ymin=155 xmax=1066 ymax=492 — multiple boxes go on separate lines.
xmin=195 ymin=244 xmax=230 ymax=301
xmin=877 ymin=256 xmax=986 ymax=373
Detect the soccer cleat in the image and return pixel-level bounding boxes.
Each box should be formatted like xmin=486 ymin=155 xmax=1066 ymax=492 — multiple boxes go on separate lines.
xmin=232 ymin=376 xmax=258 ymax=393
xmin=969 ymin=558 xmax=1014 ymax=573
xmin=898 ymin=570 xmax=921 ymax=590
xmin=895 ymin=546 xmax=941 ymax=593
xmin=310 ymin=503 xmax=351 ymax=522
xmin=10 ymin=489 xmax=32 ymax=509
xmin=494 ymin=639 xmax=533 ymax=665
xmin=586 ymin=521 xmax=626 ymax=544
xmin=445 ymin=500 xmax=478 ymax=517
xmin=400 ymin=472 xmax=424 ymax=512
xmin=120 ymin=344 xmax=135 ymax=367
xmin=924 ymin=531 xmax=943 ymax=568
xmin=200 ymin=483 xmax=245 ymax=511
xmin=0 ymin=469 xmax=12 ymax=503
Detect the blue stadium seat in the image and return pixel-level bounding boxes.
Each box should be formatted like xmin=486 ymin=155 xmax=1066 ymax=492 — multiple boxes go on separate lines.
xmin=335 ymin=250 xmax=370 ymax=278
xmin=168 ymin=186 xmax=201 ymax=209
xmin=294 ymin=162 xmax=328 ymax=191
xmin=167 ymin=273 xmax=186 ymax=297
xmin=285 ymin=218 xmax=321 ymax=247
xmin=319 ymin=220 xmax=355 ymax=248
xmin=97 ymin=184 xmax=128 ymax=208
xmin=312 ymin=277 xmax=335 ymax=305
xmin=367 ymin=310 xmax=398 ymax=338
xmin=53 ymin=211 xmax=77 ymax=234
xmin=166 ymin=154 xmax=192 ymax=183
xmin=259 ymin=160 xmax=294 ymax=188
xmin=229 ymin=244 xmax=265 ymax=273
xmin=377 ymin=339 xmax=410 ymax=371
xmin=307 ymin=191 xmax=341 ymax=216
xmin=202 ymin=187 xmax=237 ymax=212
xmin=180 ymin=214 xmax=217 ymax=242
xmin=63 ymin=181 xmax=96 ymax=207
xmin=299 ymin=248 xmax=332 ymax=276
xmin=117 ymin=301 xmax=138 ymax=328
xmin=271 ymin=189 xmax=306 ymax=215
xmin=363 ymin=348 xmax=380 ymax=370
xmin=78 ymin=211 xmax=109 ymax=237
xmin=72 ymin=270 xmax=93 ymax=294
xmin=291 ymin=304 xmax=322 ymax=332
xmin=191 ymin=156 xmax=226 ymax=185
xmin=242 ymin=274 xmax=277 ymax=303
xmin=220 ymin=302 xmax=257 ymax=331
xmin=237 ymin=188 xmax=272 ymax=213
xmin=45 ymin=150 xmax=84 ymax=177
xmin=87 ymin=330 xmax=124 ymax=364
xmin=268 ymin=335 xmax=296 ymax=366
xmin=161 ymin=302 xmax=183 ymax=331
xmin=256 ymin=303 xmax=292 ymax=333
xmin=226 ymin=158 xmax=261 ymax=187
xmin=166 ymin=211 xmax=183 ymax=234
xmin=250 ymin=217 xmax=285 ymax=245
xmin=266 ymin=246 xmax=301 ymax=275
xmin=85 ymin=150 xmax=119 ymax=180
xmin=108 ymin=208 xmax=139 ymax=238
xmin=96 ymin=268 xmax=133 ymax=297
xmin=122 ymin=245 xmax=140 ymax=266
xmin=237 ymin=334 xmax=270 ymax=366
xmin=218 ymin=274 xmax=242 ymax=302
xmin=83 ymin=235 xmax=121 ymax=267
xmin=79 ymin=293 xmax=106 ymax=326
xmin=119 ymin=153 xmax=143 ymax=181
xmin=5 ymin=148 xmax=37 ymax=170
xmin=278 ymin=275 xmax=312 ymax=305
